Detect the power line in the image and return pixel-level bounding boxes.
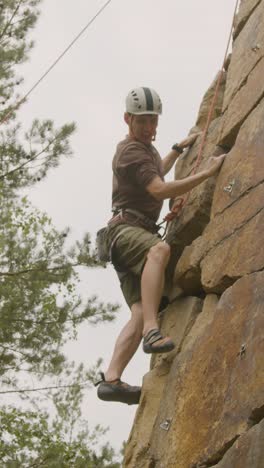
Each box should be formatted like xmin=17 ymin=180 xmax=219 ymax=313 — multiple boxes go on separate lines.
xmin=0 ymin=381 xmax=91 ymax=394
xmin=0 ymin=0 xmax=114 ymax=125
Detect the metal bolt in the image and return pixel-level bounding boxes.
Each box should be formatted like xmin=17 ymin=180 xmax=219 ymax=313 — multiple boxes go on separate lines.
xmin=252 ymin=44 xmax=261 ymax=52
xmin=223 ymin=179 xmax=235 ymax=194
xmin=160 ymin=418 xmax=172 ymax=431
xmin=238 ymin=343 xmax=246 ymax=358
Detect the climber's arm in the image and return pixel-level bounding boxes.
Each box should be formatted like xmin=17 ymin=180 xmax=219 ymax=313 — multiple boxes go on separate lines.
xmin=148 ymin=154 xmax=226 ymax=201
xmin=162 ymin=132 xmax=201 ymax=176
xmin=161 ymin=149 xmax=182 ymax=176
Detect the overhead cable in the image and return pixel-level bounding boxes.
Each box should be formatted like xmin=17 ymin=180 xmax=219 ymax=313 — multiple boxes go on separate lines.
xmin=0 ymin=0 xmax=113 ymax=125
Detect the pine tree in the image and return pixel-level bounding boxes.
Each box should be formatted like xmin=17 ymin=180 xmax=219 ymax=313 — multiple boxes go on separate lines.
xmin=0 ymin=2 xmax=121 ymax=465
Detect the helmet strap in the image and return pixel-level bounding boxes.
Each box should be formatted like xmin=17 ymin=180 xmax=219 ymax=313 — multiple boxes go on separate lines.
xmin=129 ymin=114 xmax=137 ymax=141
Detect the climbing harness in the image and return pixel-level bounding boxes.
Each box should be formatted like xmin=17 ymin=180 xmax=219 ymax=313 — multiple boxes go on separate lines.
xmin=160 ymin=0 xmax=240 ymax=239
xmin=0 ymin=0 xmax=113 ymax=126
xmin=111 ymin=207 xmax=160 ymax=233
xmin=96 ymin=207 xmax=164 ymax=279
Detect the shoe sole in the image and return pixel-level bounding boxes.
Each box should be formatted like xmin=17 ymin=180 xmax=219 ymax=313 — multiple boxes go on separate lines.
xmin=143 ymin=342 xmax=175 ymax=354
xmin=97 ymin=387 xmax=141 ymax=405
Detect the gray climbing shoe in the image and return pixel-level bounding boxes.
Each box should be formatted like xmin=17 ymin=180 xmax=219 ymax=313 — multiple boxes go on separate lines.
xmin=143 ymin=328 xmax=175 ymax=354
xmin=95 ymin=372 xmax=141 ymax=405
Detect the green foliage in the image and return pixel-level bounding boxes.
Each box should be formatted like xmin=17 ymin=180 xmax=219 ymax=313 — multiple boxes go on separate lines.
xmin=0 ymin=1 xmax=122 ymax=465
xmin=0 ymin=120 xmax=76 ymax=192
xmin=0 ymin=0 xmax=119 ymax=378
xmin=0 ymin=356 xmax=121 ymax=466
xmin=0 ymin=194 xmax=118 ymax=378
xmin=0 ymin=0 xmax=41 ymax=116
xmin=0 ymin=405 xmax=121 ymax=467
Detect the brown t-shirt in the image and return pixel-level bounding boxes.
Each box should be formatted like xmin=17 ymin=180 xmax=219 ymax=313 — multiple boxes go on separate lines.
xmin=112 ymin=137 xmax=164 ymax=223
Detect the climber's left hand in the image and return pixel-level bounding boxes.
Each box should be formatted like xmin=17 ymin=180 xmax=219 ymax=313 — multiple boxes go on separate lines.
xmin=179 ymin=132 xmax=202 ymax=149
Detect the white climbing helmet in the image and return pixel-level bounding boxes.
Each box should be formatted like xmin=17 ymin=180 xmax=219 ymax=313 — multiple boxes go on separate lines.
xmin=125 ymin=87 xmax=162 ymax=115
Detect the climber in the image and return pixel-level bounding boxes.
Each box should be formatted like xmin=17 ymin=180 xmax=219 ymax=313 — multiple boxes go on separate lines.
xmin=95 ymin=87 xmax=226 ymax=405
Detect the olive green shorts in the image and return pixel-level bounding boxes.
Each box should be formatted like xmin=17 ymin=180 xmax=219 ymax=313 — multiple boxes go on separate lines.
xmin=106 ymin=224 xmax=163 ymax=308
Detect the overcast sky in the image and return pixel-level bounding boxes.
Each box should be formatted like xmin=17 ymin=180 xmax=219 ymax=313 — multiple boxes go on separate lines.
xmin=16 ymin=0 xmax=238 ymax=453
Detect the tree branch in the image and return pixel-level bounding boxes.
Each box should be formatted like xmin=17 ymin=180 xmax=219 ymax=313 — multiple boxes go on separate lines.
xmin=0 ymin=344 xmax=30 ymax=358
xmin=0 ymin=134 xmax=58 ymax=180
xmin=26 ymin=456 xmax=50 ymax=468
xmin=0 ymin=0 xmax=24 ymax=42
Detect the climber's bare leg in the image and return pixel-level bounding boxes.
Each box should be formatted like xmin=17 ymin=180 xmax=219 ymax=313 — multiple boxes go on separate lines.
xmin=141 ymin=242 xmax=170 ymax=334
xmin=104 ymin=302 xmax=143 ymax=382
xmin=141 ymin=242 xmax=173 ymax=349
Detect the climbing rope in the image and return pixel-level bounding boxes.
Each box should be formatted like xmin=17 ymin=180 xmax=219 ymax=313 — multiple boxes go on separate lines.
xmin=161 ymin=0 xmax=240 ymax=236
xmin=0 ymin=0 xmax=113 ymax=126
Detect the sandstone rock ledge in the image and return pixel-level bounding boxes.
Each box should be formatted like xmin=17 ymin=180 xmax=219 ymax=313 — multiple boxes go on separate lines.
xmin=123 ymin=1 xmax=264 ymax=466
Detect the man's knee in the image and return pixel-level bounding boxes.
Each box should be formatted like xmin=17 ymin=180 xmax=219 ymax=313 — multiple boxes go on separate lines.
xmin=131 ymin=302 xmax=143 ymax=320
xmin=130 ymin=302 xmax=144 ymax=335
xmin=147 ymin=241 xmax=171 ymax=266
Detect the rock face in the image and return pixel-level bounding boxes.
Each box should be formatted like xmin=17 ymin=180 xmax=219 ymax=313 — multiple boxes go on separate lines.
xmin=148 ymin=274 xmax=264 ymax=467
xmin=123 ymin=1 xmax=264 ymax=466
